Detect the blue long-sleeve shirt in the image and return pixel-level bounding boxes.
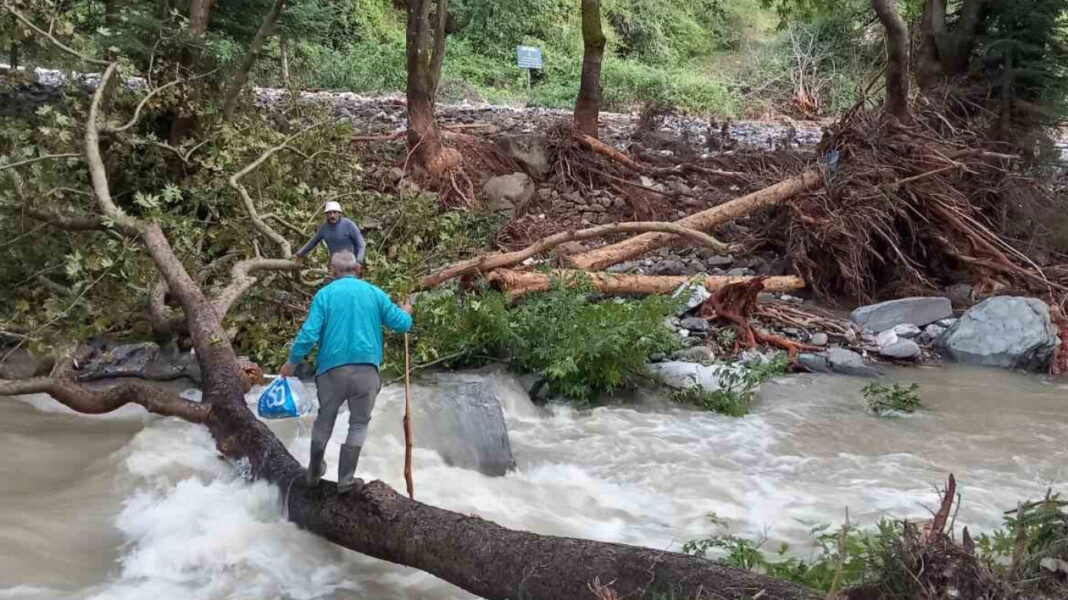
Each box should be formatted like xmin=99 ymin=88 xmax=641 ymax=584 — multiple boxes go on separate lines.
xmin=287 ymin=276 xmax=412 ymax=374
xmin=295 ymin=217 xmax=366 ymax=262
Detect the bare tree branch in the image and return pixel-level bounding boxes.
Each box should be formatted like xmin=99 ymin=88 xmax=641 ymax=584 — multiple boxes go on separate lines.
xmin=86 ymin=63 xmax=142 ymax=232
xmin=211 ymin=258 xmax=302 ymax=318
xmin=105 ymin=69 xmax=219 ymax=135
xmin=419 ymin=222 xmax=732 ymax=290
xmin=228 ymin=123 xmax=324 ymax=257
xmin=0 ymin=377 xmax=210 ymax=422
xmin=0 ymin=153 xmax=81 ymax=171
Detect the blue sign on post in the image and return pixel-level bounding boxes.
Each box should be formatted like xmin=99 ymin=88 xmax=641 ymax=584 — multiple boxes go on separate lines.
xmin=516 ymin=46 xmax=543 ymax=69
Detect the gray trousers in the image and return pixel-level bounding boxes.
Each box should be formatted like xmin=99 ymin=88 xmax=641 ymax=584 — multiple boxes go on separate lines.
xmin=313 ymin=364 xmax=381 ymax=447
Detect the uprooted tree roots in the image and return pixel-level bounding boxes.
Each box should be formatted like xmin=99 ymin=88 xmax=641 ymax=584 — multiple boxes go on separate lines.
xmin=764 ymin=98 xmax=1068 ymax=305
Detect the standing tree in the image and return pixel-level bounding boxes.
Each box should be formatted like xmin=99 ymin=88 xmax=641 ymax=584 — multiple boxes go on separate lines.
xmin=871 ymin=0 xmax=910 ymax=120
xmin=574 ymin=0 xmax=606 ymax=138
xmin=917 ymin=0 xmax=987 ymax=90
xmin=220 ymin=0 xmax=286 ymax=121
xmin=405 ymin=0 xmax=461 ymax=174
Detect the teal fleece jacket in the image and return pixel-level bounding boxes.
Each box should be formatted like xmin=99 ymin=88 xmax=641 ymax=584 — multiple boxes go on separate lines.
xmin=287 ymin=276 xmax=412 ymax=375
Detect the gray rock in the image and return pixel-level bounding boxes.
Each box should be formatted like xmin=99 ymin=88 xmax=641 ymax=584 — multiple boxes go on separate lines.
xmin=875 ymin=328 xmax=900 ymax=348
xmin=810 ymin=332 xmax=828 ymax=347
xmin=879 ymin=339 xmax=921 ymax=360
xmin=850 ymin=297 xmax=953 ymax=332
xmin=483 ymin=173 xmax=535 ymax=216
xmin=646 ymin=361 xmax=740 ymax=391
xmin=496 ymin=134 xmax=551 ymax=179
xmin=798 ymin=353 xmax=833 ymax=374
xmin=680 ymin=317 xmax=710 ymax=332
xmin=919 ymin=323 xmax=947 ymax=345
xmin=892 ymin=323 xmax=922 ymax=338
xmin=781 ymin=294 xmax=803 ymax=304
xmin=387 ymin=167 xmax=405 ymax=183
xmin=673 ymin=346 xmax=715 ymax=364
xmin=727 ymin=267 xmax=752 ymax=277
xmin=705 ymin=255 xmax=734 ymax=268
xmin=672 ymin=282 xmax=711 ymax=315
xmin=825 ymin=347 xmax=881 ymax=377
xmin=937 ymin=296 xmax=1060 ymax=371
xmin=651 ymin=259 xmax=688 ymax=276
xmin=937 ymin=318 xmax=958 ymax=328
xmin=410 ymin=372 xmax=517 ymax=476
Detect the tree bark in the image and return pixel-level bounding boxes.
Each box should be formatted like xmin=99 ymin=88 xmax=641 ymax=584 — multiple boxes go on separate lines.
xmin=566 ymin=170 xmax=823 ymax=271
xmin=2 ymin=62 xmax=821 ymax=600
xmin=487 ymin=269 xmax=806 ymax=301
xmin=917 ymin=0 xmax=945 ymax=90
xmin=872 ymin=0 xmax=910 ymax=120
xmin=188 ymin=0 xmax=213 ymax=34
xmin=405 ymin=0 xmax=459 ymax=174
xmin=574 ymin=0 xmax=606 ymax=138
xmin=221 ymin=0 xmax=285 ymax=121
xmin=418 ymin=221 xmax=730 ymax=291
xmin=280 ymin=36 xmax=291 ymax=88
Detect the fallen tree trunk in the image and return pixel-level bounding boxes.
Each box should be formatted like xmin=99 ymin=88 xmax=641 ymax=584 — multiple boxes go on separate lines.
xmin=566 ymin=170 xmax=823 ymax=271
xmin=487 ymin=268 xmax=806 ymax=300
xmin=0 ymin=60 xmax=819 ymax=600
xmin=418 ymin=221 xmax=730 ymax=291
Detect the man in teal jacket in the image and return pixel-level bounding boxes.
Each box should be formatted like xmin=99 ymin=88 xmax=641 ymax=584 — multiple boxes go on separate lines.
xmin=280 ymin=250 xmax=412 ymax=492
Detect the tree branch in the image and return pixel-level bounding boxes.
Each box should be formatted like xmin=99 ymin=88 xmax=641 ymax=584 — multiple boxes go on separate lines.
xmin=418 ymin=222 xmax=732 ymax=290
xmin=23 ymin=206 xmax=106 ymax=231
xmin=0 ymin=377 xmax=210 ymax=422
xmin=86 ymin=63 xmax=141 ymax=232
xmin=220 ymin=0 xmax=285 ymax=121
xmin=0 ymin=153 xmax=82 ymax=171
xmin=3 ymin=7 xmax=111 ymax=66
xmin=211 ymin=257 xmax=302 ymax=318
xmin=228 ymin=123 xmax=323 ymax=257
xmin=105 ymin=69 xmax=219 ymax=135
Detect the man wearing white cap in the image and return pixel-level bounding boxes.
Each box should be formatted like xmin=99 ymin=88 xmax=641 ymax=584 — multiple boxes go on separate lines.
xmin=292 ymin=201 xmax=366 ymax=274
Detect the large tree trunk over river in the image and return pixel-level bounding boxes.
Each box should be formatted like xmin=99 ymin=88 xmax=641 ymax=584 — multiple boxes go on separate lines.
xmin=0 ymin=62 xmax=819 ymax=600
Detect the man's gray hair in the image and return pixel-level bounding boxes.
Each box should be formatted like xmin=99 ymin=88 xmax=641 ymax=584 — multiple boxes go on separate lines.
xmin=330 ymin=250 xmax=359 ymax=275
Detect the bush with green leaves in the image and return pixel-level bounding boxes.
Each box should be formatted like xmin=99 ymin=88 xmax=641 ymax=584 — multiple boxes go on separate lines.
xmin=669 ymin=352 xmax=788 ymax=416
xmin=862 ymin=382 xmax=923 ymax=416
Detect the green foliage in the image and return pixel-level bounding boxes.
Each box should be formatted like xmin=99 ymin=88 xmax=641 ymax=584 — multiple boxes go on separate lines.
xmin=385 ymin=282 xmax=681 ymax=402
xmin=862 ymin=381 xmax=923 ymax=416
xmin=669 ymin=353 xmax=788 ymax=416
xmin=684 ymin=492 xmax=1068 ymax=597
xmin=506 ymin=283 xmax=681 ymax=401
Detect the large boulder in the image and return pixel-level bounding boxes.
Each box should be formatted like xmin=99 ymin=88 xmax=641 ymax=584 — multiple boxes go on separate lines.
xmin=496 ymin=134 xmax=551 ymax=180
xmin=646 ymin=361 xmax=741 ymax=391
xmin=408 ymin=372 xmax=517 ymax=476
xmin=483 ymin=172 xmax=535 ymax=216
xmin=850 ymin=297 xmax=953 ymax=333
xmin=937 ymin=296 xmax=1060 ymax=371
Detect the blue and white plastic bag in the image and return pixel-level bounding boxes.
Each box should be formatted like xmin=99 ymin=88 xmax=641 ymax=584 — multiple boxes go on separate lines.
xmin=257 ymin=377 xmax=313 ymax=419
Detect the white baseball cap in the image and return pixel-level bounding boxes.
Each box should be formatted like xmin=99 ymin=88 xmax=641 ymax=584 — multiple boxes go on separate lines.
xmin=323 ymin=201 xmax=343 ymax=213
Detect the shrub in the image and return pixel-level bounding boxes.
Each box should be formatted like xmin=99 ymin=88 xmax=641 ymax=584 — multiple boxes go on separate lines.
xmin=862 ymin=382 xmax=924 ymax=415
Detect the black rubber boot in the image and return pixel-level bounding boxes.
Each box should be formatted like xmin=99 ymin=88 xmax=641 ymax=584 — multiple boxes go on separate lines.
xmin=306 ymin=439 xmax=327 ymax=487
xmin=337 ymin=443 xmax=363 ymax=494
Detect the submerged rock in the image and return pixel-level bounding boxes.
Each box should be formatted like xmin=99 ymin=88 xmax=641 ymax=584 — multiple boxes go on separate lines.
xmin=937 ymin=296 xmax=1060 ymax=371
xmin=409 ymin=372 xmax=517 ymax=476
xmin=850 ymin=297 xmax=953 ymax=332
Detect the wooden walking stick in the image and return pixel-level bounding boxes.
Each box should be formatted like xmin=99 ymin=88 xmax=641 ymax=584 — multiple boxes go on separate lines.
xmin=403 ymin=332 xmax=414 ymax=500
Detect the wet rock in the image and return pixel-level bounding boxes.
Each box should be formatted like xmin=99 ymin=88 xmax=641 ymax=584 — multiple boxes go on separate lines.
xmin=850 ymin=297 xmax=953 ymax=333
xmin=680 ymin=317 xmax=710 ymax=333
xmin=646 ymin=361 xmax=740 ymax=391
xmin=824 ymin=347 xmax=881 ymax=377
xmin=798 ymin=353 xmax=833 ymax=374
xmin=410 ymin=372 xmax=516 ymax=476
xmin=496 ymin=134 xmax=551 ymax=180
xmin=483 ymin=173 xmax=535 ymax=216
xmin=937 ymin=296 xmax=1059 ymax=371
xmin=810 ymin=332 xmax=828 ymax=347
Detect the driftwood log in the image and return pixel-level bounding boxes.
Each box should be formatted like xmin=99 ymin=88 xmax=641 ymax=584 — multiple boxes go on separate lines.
xmin=487 ymin=268 xmax=806 ymax=300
